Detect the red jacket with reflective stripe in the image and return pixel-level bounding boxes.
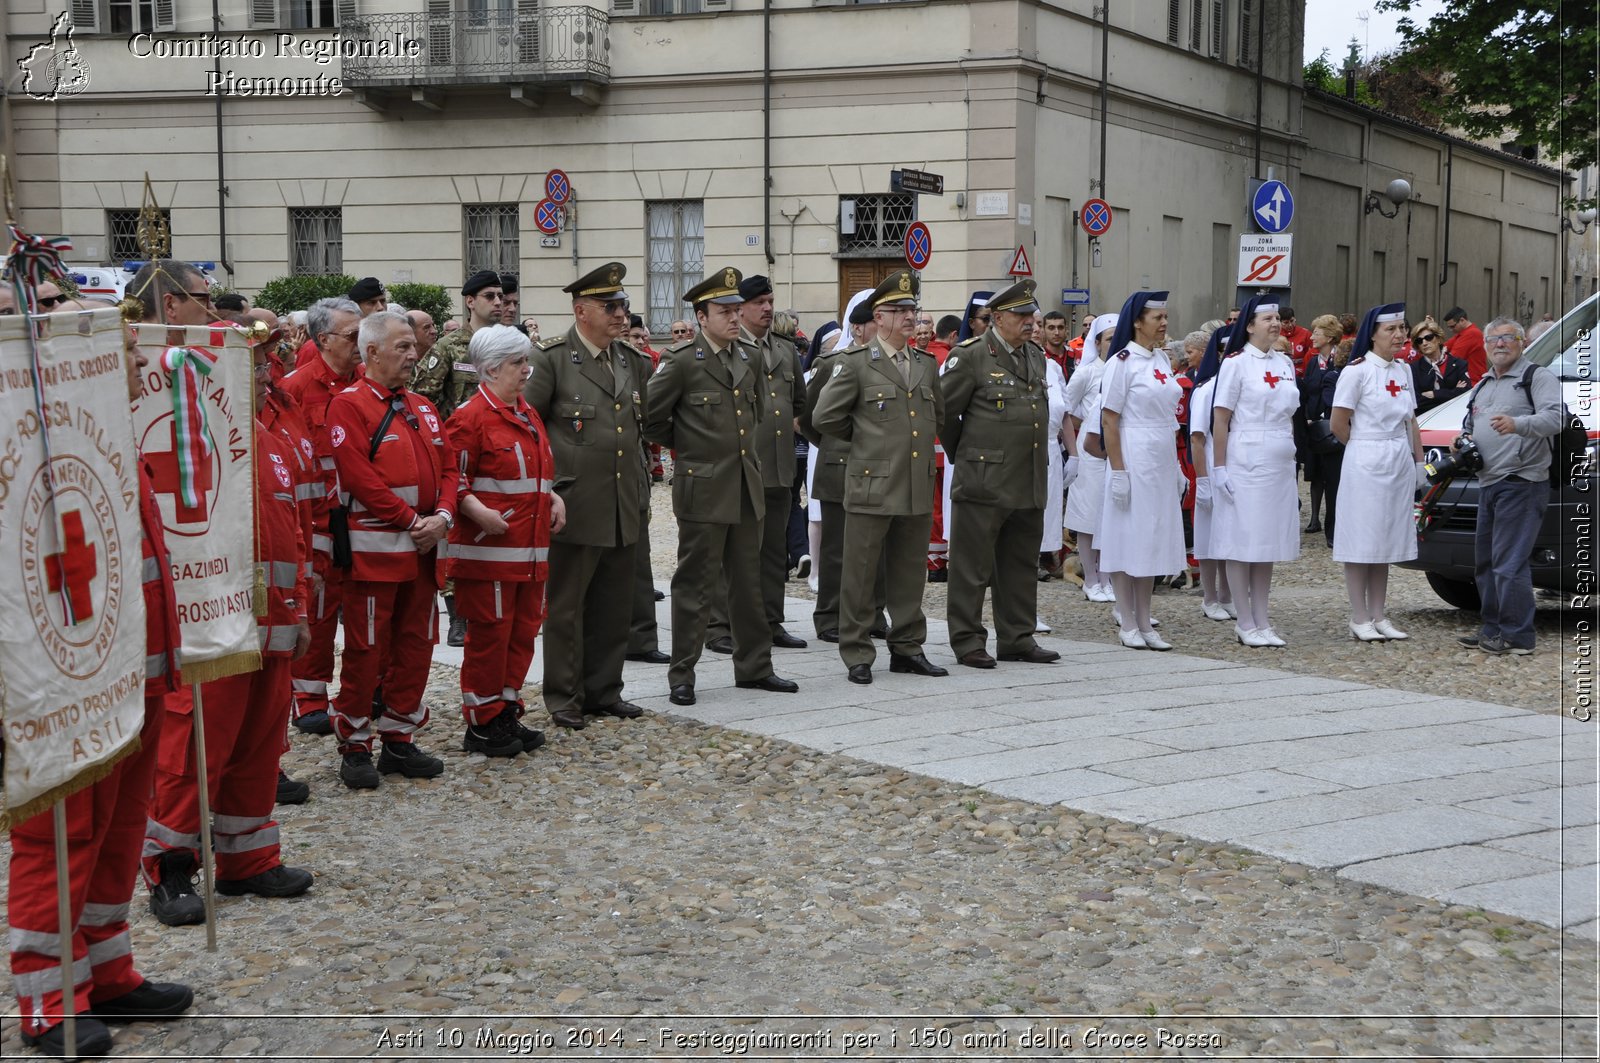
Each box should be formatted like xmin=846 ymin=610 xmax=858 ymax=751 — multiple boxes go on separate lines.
xmin=328 ymin=379 xmax=460 ymax=584
xmin=279 ymin=355 xmax=362 ymax=555
xmin=445 ymin=384 xmax=555 ymax=583
xmin=261 ymin=389 xmax=318 ymax=580
xmin=254 ymin=421 xmax=312 ymax=655
xmin=140 ymin=462 xmax=182 ymax=694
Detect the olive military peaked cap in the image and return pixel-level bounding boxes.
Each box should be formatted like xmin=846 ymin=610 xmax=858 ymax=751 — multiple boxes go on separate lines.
xmin=563 ymin=262 xmax=628 ymax=300
xmin=988 ymin=278 xmax=1040 ymax=316
xmin=870 ymin=269 xmax=920 ymax=310
xmin=684 ymin=267 xmax=744 ymax=306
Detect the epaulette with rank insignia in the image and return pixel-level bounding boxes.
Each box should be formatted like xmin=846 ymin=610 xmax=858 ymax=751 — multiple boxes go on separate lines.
xmin=667 ymin=338 xmax=696 ymax=354
xmin=956 ymin=336 xmax=984 ymax=349
xmin=1347 ymin=355 xmax=1366 ymax=366
xmin=911 ymin=346 xmax=930 ymax=358
xmin=1115 ymin=349 xmax=1131 ymax=360
xmin=538 ymin=336 xmax=564 ymax=351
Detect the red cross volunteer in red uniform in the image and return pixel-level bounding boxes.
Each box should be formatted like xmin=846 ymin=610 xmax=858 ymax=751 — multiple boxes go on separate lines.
xmin=9 ymin=275 xmax=199 ymax=1058
xmin=445 ymin=325 xmax=565 ymax=757
xmin=278 ymin=297 xmax=363 ymax=736
xmin=327 ymin=310 xmax=461 ymax=789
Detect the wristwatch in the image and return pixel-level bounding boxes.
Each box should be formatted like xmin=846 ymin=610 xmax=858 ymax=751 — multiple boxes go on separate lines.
xmin=436 ymin=510 xmax=454 ymax=531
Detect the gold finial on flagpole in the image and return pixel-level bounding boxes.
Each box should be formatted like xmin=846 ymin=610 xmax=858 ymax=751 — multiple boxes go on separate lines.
xmin=136 ymin=173 xmax=170 ymax=259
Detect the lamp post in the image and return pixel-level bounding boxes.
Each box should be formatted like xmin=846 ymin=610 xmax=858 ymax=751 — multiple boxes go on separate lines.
xmin=1365 ymin=179 xmax=1413 ymax=306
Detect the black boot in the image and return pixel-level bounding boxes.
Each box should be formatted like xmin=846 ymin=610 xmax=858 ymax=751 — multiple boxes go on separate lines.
xmin=21 ymin=1016 xmax=114 ymax=1056
xmin=445 ymin=595 xmax=466 ymax=648
xmin=377 ymin=741 xmax=445 ymax=778
xmin=148 ymin=851 xmax=205 ymax=927
xmin=463 ymin=709 xmax=524 ymax=758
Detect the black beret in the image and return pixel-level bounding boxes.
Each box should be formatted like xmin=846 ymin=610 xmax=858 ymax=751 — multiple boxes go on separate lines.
xmin=738 ymin=274 xmax=773 ymax=300
xmin=463 ymin=270 xmax=502 ymax=297
xmin=848 ymin=298 xmax=874 ymax=326
xmin=348 ymin=276 xmax=384 ymax=303
xmin=498 ymin=273 xmax=518 ymax=295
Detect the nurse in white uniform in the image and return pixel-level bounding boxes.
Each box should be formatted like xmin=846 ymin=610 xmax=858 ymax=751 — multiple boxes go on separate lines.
xmin=1187 ymin=325 xmax=1235 ymax=622
xmin=1063 ymin=313 xmax=1118 ymax=602
xmin=1040 ymin=353 xmax=1071 ymax=555
xmin=1098 ymin=292 xmax=1187 ymax=650
xmin=1330 ymin=302 xmax=1427 ymax=642
xmin=1210 ymin=295 xmax=1302 ymax=647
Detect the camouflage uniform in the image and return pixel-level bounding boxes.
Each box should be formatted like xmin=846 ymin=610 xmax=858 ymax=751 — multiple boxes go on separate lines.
xmin=411 ymin=325 xmax=479 ymax=420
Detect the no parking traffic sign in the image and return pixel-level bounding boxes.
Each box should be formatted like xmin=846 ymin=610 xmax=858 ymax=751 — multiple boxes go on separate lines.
xmin=545 ymin=169 xmax=571 ymax=205
xmin=1080 ymin=198 xmax=1112 ymax=237
xmin=903 ymin=221 xmax=932 ymax=270
xmin=534 ymin=199 xmax=562 ymax=235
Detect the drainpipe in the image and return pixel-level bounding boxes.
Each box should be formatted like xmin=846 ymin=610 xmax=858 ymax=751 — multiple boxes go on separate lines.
xmin=1252 ymin=0 xmax=1264 ymax=178
xmin=1438 ymin=143 xmax=1453 ymax=288
xmin=212 ymin=0 xmax=233 ymax=279
xmin=1097 ymin=4 xmax=1108 ymax=196
xmin=762 ymin=0 xmax=774 ymax=268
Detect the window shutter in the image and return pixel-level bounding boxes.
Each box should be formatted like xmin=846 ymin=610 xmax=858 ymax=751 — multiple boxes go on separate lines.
xmin=703 ymin=0 xmax=731 ymax=10
xmin=1238 ymin=0 xmax=1254 ymax=66
xmin=336 ymin=0 xmax=358 ymax=27
xmin=248 ymin=0 xmax=279 ymax=29
xmin=1189 ymin=0 xmax=1202 ymax=50
xmin=516 ymin=0 xmax=540 ymax=63
xmin=154 ymin=0 xmax=177 ymax=31
xmin=427 ymin=0 xmax=452 ymax=64
xmin=70 ymin=0 xmax=99 ymax=34
xmin=1209 ymin=0 xmax=1223 ymax=59
xmin=611 ymin=0 xmax=637 ymax=15
xmin=1165 ymin=0 xmax=1180 ymax=45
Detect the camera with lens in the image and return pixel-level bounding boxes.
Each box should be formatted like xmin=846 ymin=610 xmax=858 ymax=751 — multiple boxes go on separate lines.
xmin=1424 ymin=436 xmax=1483 ymax=484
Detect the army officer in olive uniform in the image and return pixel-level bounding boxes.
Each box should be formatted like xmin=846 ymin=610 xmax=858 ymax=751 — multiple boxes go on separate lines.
xmin=941 ymin=279 xmax=1063 ymax=668
xmin=643 ymin=267 xmax=800 ymax=706
xmin=524 ymin=263 xmax=649 ymax=729
xmin=811 ymin=269 xmax=949 ymax=685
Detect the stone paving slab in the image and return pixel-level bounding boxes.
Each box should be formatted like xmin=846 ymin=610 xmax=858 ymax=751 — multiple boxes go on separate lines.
xmin=619 ymin=592 xmax=1597 ymax=937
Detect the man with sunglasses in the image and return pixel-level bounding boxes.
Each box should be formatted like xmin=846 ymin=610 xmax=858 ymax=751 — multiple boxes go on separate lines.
xmin=525 ymin=262 xmax=654 ymax=728
xmin=126 ymin=259 xmax=214 ymax=327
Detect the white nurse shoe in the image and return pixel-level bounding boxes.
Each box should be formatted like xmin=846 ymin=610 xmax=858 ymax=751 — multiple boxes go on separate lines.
xmin=1202 ymin=601 xmax=1232 ymax=622
xmin=1349 ymin=621 xmax=1386 ymax=642
xmin=1140 ymin=629 xmax=1172 ymax=651
xmin=1117 ymin=628 xmax=1148 ymax=649
xmin=1373 ymin=618 xmax=1408 ymax=640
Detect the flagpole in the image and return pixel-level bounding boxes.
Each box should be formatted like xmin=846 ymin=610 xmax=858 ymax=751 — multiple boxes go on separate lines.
xmin=52 ymin=802 xmax=78 ymax=1058
xmin=190 ymin=683 xmax=218 ymax=951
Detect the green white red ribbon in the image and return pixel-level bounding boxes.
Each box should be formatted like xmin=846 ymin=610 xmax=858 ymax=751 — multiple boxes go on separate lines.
xmin=5 ymin=225 xmax=72 ymax=311
xmin=158 ymin=345 xmax=220 ymax=511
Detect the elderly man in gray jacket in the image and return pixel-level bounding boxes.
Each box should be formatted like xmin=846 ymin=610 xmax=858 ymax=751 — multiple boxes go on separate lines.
xmin=1455 ymin=317 xmax=1565 ymax=655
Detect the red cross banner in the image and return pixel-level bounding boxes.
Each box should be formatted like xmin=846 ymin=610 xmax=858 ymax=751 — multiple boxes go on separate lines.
xmin=0 ymin=308 xmax=148 ymax=826
xmin=131 ymin=322 xmax=260 ymax=686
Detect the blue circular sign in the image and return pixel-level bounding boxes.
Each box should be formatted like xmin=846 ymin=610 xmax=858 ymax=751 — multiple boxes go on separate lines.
xmin=1081 ymin=198 xmax=1112 ymax=237
xmin=535 ymin=199 xmax=562 ymax=234
xmin=904 ymin=221 xmax=932 ymax=270
xmin=1252 ymin=180 xmax=1294 ymax=234
xmin=545 ymin=169 xmax=571 ymax=205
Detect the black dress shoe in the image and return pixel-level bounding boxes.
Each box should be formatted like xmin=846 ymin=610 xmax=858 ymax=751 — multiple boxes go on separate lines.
xmin=291 ymin=709 xmax=333 ymax=736
xmin=705 ymin=635 xmax=734 ymax=654
xmin=22 ymin=1016 xmax=114 ymax=1054
xmin=88 ymin=979 xmax=194 ymax=1022
xmin=550 ymin=708 xmax=587 ymax=729
xmin=847 ymin=664 xmax=872 ymax=685
xmin=928 ymin=569 xmax=948 ymax=583
xmin=446 ymin=615 xmax=467 ymax=648
xmin=589 ymin=700 xmax=644 ymax=719
xmin=889 ymin=652 xmax=949 ymax=677
xmin=625 ymin=649 xmax=671 ymax=664
xmin=818 ymin=629 xmax=840 ymax=643
xmin=870 ymin=627 xmax=889 ymax=640
xmin=669 ymin=685 xmax=696 ymax=706
xmin=736 ymin=675 xmax=799 ymax=693
xmin=999 ymin=646 xmax=1062 ymax=664
xmin=958 ymin=649 xmax=997 ymax=669
xmin=771 ymin=629 xmax=808 ymax=649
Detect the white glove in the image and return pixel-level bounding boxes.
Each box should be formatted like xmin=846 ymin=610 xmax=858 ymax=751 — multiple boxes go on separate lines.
xmin=1109 ymin=470 xmax=1131 ymax=508
xmin=1064 ymin=456 xmax=1080 ymax=488
xmin=1195 ymin=476 xmax=1212 ymax=507
xmin=1178 ymin=472 xmax=1190 ymax=498
xmin=1415 ymin=461 xmax=1430 ymax=490
xmin=1212 ymin=465 xmax=1236 ymax=501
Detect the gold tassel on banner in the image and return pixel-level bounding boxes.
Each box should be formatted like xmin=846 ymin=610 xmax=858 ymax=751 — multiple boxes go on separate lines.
xmin=0 ymin=738 xmax=142 ymax=832
xmin=180 ymin=650 xmax=262 ymax=688
xmin=252 ymin=563 xmax=268 ymax=619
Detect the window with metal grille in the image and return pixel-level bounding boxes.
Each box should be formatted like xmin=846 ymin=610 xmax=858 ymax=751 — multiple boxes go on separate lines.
xmin=645 ymin=200 xmax=704 ymax=336
xmin=107 ymin=207 xmax=169 ymax=262
xmin=289 ymin=207 xmax=344 ymax=275
xmin=838 ymin=194 xmax=916 ymax=256
xmin=464 ymin=204 xmax=520 ymax=276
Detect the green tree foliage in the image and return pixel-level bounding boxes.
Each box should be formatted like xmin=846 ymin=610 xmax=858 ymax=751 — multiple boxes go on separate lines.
xmin=388 ymin=282 xmax=453 ymax=327
xmin=254 ymin=274 xmax=357 ymax=314
xmin=1378 ymin=1 xmax=1598 ymax=179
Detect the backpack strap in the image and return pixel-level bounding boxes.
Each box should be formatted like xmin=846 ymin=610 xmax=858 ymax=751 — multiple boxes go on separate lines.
xmin=368 ymin=404 xmax=399 ymax=462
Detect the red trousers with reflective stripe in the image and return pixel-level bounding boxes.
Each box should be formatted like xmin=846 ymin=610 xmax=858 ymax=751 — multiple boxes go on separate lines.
xmin=331 ymin=574 xmax=436 ymax=753
xmin=8 ymin=693 xmax=166 ymax=1038
xmin=928 ymin=456 xmax=949 ymax=572
xmin=142 ymin=660 xmax=291 ymax=885
xmin=455 ymin=578 xmax=545 ymax=726
xmin=291 ymin=556 xmax=343 ymax=719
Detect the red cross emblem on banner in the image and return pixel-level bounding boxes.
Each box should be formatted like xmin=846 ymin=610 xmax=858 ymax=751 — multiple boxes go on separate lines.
xmin=1385 ymin=378 xmax=1405 ymax=397
xmin=148 ymin=418 xmax=216 ymax=526
xmin=44 ymin=509 xmax=98 ymax=624
xmin=1263 ymin=370 xmax=1283 ymax=389
xmin=1153 ymin=368 xmax=1168 ymax=384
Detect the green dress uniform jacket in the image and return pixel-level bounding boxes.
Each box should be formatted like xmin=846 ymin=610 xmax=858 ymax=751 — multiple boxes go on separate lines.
xmin=799 ymin=346 xmax=849 ymax=503
xmin=644 ymin=334 xmax=767 ymax=525
xmin=811 ymin=339 xmax=944 ymax=515
xmin=940 ymin=330 xmax=1050 ymax=508
xmin=751 ymin=330 xmax=808 ymax=489
xmin=524 ymin=325 xmax=647 ymax=548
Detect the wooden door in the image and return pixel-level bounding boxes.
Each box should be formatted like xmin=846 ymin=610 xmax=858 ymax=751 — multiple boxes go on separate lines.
xmin=837 ymin=259 xmax=902 ymax=322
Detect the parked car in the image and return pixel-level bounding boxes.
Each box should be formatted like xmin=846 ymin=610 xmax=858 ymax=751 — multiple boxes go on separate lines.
xmin=1403 ymin=293 xmax=1598 ymax=608
xmin=64 ymin=261 xmax=220 ymax=302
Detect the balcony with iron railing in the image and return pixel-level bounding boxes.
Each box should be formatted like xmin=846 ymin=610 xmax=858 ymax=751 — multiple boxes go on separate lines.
xmin=341 ymin=5 xmax=610 ymax=102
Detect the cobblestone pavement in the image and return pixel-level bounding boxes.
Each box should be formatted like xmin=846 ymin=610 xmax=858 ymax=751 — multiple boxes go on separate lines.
xmin=1 ymin=484 xmax=1592 ymax=1060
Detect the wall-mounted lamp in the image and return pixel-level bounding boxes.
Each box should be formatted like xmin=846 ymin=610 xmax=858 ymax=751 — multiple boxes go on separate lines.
xmin=1561 ymin=208 xmax=1599 ymax=235
xmin=1364 ymin=178 xmax=1412 ymax=218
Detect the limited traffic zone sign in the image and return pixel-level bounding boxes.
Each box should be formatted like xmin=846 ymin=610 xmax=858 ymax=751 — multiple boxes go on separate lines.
xmin=903 ymin=221 xmax=932 ymax=270
xmin=535 ymin=199 xmax=562 ymax=235
xmin=1236 ymin=233 xmax=1293 ymax=287
xmin=545 ymin=169 xmax=571 ymax=205
xmin=1080 ymin=198 xmax=1112 ymax=237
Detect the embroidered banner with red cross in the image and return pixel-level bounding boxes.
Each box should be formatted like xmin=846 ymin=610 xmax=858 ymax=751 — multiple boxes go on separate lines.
xmin=132 ymin=323 xmax=259 ymax=685
xmin=0 ymin=307 xmax=147 ymax=826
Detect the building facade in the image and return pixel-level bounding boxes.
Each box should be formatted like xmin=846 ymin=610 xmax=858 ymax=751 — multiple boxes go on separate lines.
xmin=2 ymin=0 xmax=1588 ymax=334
